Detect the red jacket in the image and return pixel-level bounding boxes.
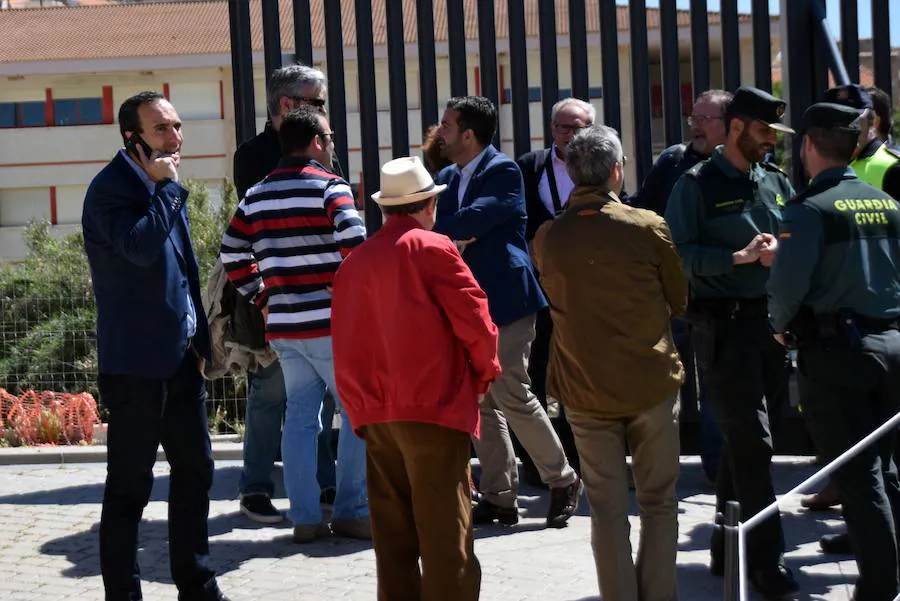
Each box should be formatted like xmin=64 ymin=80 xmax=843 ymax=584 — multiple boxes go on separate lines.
xmin=331 ymin=215 xmax=500 ymax=437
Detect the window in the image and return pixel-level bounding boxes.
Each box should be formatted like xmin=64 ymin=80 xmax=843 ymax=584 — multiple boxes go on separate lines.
xmin=0 ymin=101 xmax=47 ymax=128
xmin=54 ymin=97 xmax=103 ymax=126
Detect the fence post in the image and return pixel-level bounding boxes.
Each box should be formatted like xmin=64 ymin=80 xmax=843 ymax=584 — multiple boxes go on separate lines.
xmin=723 ymin=500 xmax=741 ymax=601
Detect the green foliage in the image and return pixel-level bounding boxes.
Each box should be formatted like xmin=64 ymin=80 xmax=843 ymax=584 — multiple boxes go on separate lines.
xmin=0 ymin=179 xmax=238 ymax=401
xmin=892 ymin=110 xmax=900 ymax=143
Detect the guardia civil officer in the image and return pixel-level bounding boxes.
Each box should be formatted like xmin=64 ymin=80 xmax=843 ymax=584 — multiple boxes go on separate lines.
xmin=768 ymin=102 xmax=900 ymax=601
xmin=824 ymin=84 xmax=900 ymax=199
xmin=665 ymin=86 xmax=799 ymax=598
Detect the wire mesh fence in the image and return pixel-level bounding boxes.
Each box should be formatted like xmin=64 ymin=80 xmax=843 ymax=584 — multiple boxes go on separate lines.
xmin=0 ymin=281 xmax=248 ymax=435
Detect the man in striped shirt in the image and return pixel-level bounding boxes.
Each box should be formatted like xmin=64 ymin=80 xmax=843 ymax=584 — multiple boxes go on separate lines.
xmin=221 ymin=106 xmax=369 ymax=543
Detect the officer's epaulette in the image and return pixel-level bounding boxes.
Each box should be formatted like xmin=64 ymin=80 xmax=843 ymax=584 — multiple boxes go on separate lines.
xmin=683 ymin=159 xmax=709 ymax=179
xmin=760 ymin=160 xmax=789 ymax=178
xmin=786 ymin=178 xmax=832 ymax=205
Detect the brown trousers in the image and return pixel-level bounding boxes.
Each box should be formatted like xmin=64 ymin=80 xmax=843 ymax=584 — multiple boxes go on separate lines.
xmin=363 ymin=421 xmax=481 ymax=601
xmin=567 ymin=397 xmax=680 ymax=601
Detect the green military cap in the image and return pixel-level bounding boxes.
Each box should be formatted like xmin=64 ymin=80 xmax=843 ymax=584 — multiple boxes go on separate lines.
xmin=726 ymin=85 xmax=796 ymax=134
xmin=799 ymin=102 xmax=863 ymax=135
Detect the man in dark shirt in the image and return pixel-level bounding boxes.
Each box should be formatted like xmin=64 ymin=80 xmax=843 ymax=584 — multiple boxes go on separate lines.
xmin=230 ymin=63 xmax=339 ymax=523
xmin=631 ymin=89 xmax=732 ymax=483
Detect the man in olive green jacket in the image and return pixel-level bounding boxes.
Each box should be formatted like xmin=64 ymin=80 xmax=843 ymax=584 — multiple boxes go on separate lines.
xmin=531 ymin=125 xmax=687 ymax=601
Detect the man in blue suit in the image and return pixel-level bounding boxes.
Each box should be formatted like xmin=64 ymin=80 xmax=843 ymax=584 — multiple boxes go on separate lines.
xmin=434 ymin=96 xmax=582 ymax=529
xmin=82 ymin=91 xmax=229 ymax=601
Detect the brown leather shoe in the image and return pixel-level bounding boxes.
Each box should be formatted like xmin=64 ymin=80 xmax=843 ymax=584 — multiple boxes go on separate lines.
xmin=800 ymin=479 xmax=841 ymax=512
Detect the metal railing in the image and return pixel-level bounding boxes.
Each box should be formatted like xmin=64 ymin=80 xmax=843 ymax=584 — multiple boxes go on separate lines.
xmin=722 ymin=409 xmax=900 ymax=601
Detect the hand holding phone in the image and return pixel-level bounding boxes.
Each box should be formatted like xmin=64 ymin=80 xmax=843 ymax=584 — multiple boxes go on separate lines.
xmin=126 ymin=133 xmax=179 ymax=183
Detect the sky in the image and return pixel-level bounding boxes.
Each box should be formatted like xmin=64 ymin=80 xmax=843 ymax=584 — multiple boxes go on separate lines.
xmin=618 ymin=0 xmax=900 ymax=46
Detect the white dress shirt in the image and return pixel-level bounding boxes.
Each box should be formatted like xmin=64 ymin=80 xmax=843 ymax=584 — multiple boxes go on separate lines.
xmin=457 ymin=146 xmax=491 ymax=204
xmin=538 ymin=145 xmax=575 ymax=216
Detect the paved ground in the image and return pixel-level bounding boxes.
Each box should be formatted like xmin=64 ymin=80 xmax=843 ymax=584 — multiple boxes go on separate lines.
xmin=0 ymin=456 xmax=859 ymax=601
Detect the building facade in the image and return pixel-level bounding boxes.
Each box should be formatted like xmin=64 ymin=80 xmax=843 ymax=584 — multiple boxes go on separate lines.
xmin=0 ymin=0 xmax=776 ymax=260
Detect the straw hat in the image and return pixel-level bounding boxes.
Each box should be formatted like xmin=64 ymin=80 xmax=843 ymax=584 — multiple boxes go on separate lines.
xmin=371 ymin=156 xmax=447 ymax=206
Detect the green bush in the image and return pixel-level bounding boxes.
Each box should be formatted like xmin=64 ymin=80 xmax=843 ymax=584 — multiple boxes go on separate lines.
xmin=0 ymin=179 xmax=238 ymax=400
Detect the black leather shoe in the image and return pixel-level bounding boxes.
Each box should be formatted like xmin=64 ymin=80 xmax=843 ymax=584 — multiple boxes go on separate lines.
xmin=472 ymin=499 xmax=519 ymax=525
xmin=178 ymin=579 xmax=232 ymax=601
xmin=749 ymin=564 xmax=799 ymax=599
xmin=820 ymin=531 xmax=853 ymax=555
xmin=710 ymin=513 xmax=725 ymax=576
xmin=546 ymin=474 xmax=583 ymax=528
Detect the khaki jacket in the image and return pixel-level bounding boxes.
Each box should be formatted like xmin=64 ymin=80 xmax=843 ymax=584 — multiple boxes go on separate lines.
xmin=531 ymin=187 xmax=687 ymax=418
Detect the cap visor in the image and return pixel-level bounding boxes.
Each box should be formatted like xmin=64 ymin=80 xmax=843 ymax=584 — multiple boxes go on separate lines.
xmin=768 ymin=122 xmax=796 ymax=134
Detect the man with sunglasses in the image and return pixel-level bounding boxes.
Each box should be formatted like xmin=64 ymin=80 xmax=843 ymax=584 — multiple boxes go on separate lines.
xmin=222 ymin=106 xmax=369 ymax=543
xmin=225 ymin=63 xmax=340 ymax=525
xmin=666 ymin=86 xmax=799 ymax=598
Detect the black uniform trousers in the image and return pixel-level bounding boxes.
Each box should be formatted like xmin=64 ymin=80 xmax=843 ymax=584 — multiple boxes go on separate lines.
xmin=691 ymin=305 xmax=789 ymax=570
xmin=98 ymin=351 xmax=217 ymax=601
xmin=798 ymin=330 xmax=900 ymax=601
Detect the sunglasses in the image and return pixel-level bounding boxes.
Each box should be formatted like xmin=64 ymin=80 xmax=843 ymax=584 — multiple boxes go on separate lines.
xmin=317 ymin=131 xmax=335 ymax=142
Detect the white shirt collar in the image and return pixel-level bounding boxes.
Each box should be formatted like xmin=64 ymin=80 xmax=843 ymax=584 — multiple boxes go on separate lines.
xmin=457 ymin=145 xmax=490 ymax=178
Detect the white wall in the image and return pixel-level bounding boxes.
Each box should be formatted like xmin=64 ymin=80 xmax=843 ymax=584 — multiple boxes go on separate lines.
xmin=0 ymin=188 xmax=50 ymax=227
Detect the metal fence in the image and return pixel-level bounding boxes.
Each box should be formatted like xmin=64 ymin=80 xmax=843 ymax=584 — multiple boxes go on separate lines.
xmin=228 ymin=0 xmax=896 ymax=202
xmin=0 ymin=283 xmax=248 ymax=434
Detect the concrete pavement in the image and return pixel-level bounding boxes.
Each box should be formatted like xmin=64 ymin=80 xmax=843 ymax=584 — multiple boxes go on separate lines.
xmin=0 ymin=457 xmax=859 ymax=600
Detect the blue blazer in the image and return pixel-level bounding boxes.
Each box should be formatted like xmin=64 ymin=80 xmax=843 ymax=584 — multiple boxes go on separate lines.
xmin=434 ymin=145 xmax=547 ymax=327
xmin=82 ymin=152 xmax=210 ymax=379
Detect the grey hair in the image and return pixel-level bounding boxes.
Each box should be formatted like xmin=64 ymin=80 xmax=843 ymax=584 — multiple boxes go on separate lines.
xmin=565 ymin=125 xmax=624 ymax=188
xmin=266 ymin=63 xmax=328 ymax=116
xmin=550 ymin=97 xmax=596 ymax=125
xmin=695 ymin=88 xmax=733 ymax=108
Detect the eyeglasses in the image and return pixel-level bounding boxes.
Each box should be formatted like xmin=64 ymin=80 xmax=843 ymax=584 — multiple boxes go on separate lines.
xmin=317 ymin=131 xmax=335 ymax=142
xmin=553 ymin=123 xmax=590 ymax=135
xmin=291 ymin=96 xmax=327 ymax=108
xmin=687 ymin=114 xmax=723 ymax=127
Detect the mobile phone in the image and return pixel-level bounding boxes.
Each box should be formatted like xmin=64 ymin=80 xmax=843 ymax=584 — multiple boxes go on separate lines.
xmin=125 ymin=133 xmax=155 ymax=161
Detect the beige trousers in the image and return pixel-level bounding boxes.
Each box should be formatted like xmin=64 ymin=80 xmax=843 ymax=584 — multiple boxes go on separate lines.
xmin=566 ymin=397 xmax=680 ymax=601
xmin=473 ymin=314 xmax=575 ymax=508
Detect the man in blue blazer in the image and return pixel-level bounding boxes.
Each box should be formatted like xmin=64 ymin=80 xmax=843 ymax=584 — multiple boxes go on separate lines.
xmin=434 ymin=96 xmax=582 ymax=529
xmin=82 ymin=91 xmax=229 ymax=601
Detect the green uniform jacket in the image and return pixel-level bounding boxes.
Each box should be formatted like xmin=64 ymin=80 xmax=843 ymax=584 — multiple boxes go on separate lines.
xmin=665 ymin=147 xmax=795 ymax=299
xmin=767 ymin=167 xmax=900 ymax=333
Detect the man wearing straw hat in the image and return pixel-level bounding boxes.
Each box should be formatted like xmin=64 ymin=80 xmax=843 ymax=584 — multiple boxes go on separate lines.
xmin=331 ymin=156 xmax=500 ymax=601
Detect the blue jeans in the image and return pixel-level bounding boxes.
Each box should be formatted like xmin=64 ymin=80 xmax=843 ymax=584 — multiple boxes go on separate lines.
xmin=238 ymin=360 xmax=337 ymax=498
xmin=271 ymin=336 xmax=368 ymax=526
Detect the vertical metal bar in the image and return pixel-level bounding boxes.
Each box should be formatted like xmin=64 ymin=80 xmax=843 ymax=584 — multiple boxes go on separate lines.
xmin=354 ymin=0 xmax=381 ymax=234
xmin=598 ymin=0 xmax=621 ymax=135
xmin=690 ymin=0 xmax=711 ymax=96
xmin=293 ymin=0 xmax=313 ymax=65
xmin=782 ymin=0 xmax=817 ymax=188
xmin=840 ymin=0 xmax=859 ymax=83
xmin=447 ymin=0 xmax=468 ymax=97
xmin=659 ymin=0 xmax=682 ymax=147
xmin=538 ymin=0 xmax=559 ymax=148
xmin=323 ymin=0 xmax=349 ymax=178
xmin=227 ymin=0 xmax=256 ymax=146
xmin=751 ymin=0 xmax=772 ymax=92
xmin=507 ymin=0 xmax=530 ymax=159
xmin=569 ymin=0 xmax=589 ymax=101
xmin=629 ymin=0 xmax=653 ymax=186
xmin=261 ymin=0 xmax=283 ymax=90
xmin=416 ymin=0 xmax=439 ymax=135
xmin=386 ymin=0 xmax=410 ymax=157
xmin=723 ymin=501 xmax=741 ymax=601
xmin=812 ymin=0 xmax=850 ymax=86
xmin=721 ymin=0 xmax=741 ymax=91
xmin=477 ymin=0 xmax=500 ymax=148
xmin=871 ymin=0 xmax=892 ymax=97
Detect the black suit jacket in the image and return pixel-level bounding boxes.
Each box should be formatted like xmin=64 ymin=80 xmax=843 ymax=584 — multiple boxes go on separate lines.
xmin=517 ymin=148 xmax=555 ymax=242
